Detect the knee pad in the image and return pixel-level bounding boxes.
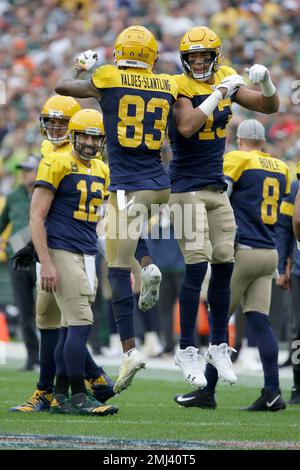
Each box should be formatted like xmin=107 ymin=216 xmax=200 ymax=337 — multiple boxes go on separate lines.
xmin=212 ymin=243 xmax=234 ymax=264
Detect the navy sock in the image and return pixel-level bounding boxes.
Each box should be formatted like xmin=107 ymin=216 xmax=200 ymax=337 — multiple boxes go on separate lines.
xmin=54 ymin=327 xmax=68 ymax=376
xmin=107 ymin=300 xmax=118 ymax=334
xmin=64 ymin=325 xmax=91 ymax=377
xmin=37 ymin=328 xmax=59 ymax=392
xmin=108 ymin=267 xmax=134 ymax=341
xmin=246 ymin=311 xmax=279 ymax=391
xmin=179 ymin=262 xmax=208 ymax=349
xmin=64 ymin=325 xmax=91 ymax=396
xmin=208 ymin=263 xmax=234 ymax=345
xmin=204 ymin=363 xmax=218 ymax=393
xmin=134 ymin=237 xmax=150 ymax=263
xmin=85 ymin=349 xmax=104 ymax=380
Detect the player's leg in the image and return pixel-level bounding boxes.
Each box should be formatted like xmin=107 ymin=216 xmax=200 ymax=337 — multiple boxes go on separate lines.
xmin=174 ymin=246 xmax=252 ymax=408
xmin=9 ymin=285 xmax=61 ymax=412
xmin=204 ymin=190 xmax=236 ymax=384
xmin=169 ymin=191 xmax=209 ymax=388
xmin=50 ymin=249 xmax=118 ymax=416
xmin=106 ymin=189 xmax=169 ymax=392
xmin=288 ymin=273 xmax=300 ymax=405
xmin=240 ymin=249 xmax=286 ymax=411
xmin=9 ymin=264 xmax=39 ymax=370
xmin=84 ymin=274 xmax=115 ymax=403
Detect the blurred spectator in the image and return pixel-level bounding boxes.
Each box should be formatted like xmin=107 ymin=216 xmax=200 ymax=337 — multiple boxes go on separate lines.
xmin=0 ymin=155 xmax=40 ymax=370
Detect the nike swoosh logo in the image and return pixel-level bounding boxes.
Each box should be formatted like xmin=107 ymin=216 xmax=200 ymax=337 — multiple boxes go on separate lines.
xmin=266 ymin=395 xmax=280 ymax=407
xmin=43 ymin=162 xmax=51 ymax=167
xmin=177 ymin=396 xmax=194 ymax=403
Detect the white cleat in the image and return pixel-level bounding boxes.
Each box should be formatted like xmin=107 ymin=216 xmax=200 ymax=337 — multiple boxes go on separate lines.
xmin=205 ymin=343 xmax=237 ymax=384
xmin=139 ymin=264 xmax=162 ymax=311
xmin=113 ymin=348 xmax=146 ymax=393
xmin=174 ymin=346 xmax=207 ymax=388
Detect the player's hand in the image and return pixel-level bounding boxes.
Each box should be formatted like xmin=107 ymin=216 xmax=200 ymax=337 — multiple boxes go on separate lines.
xmin=215 ymin=74 xmax=246 ymax=99
xmin=245 ymin=64 xmax=270 ymax=84
xmin=40 ymin=261 xmax=59 ymax=292
xmin=276 ymin=273 xmax=291 ymax=290
xmin=12 ymin=241 xmax=37 ymax=271
xmin=76 ymin=50 xmax=98 ymax=71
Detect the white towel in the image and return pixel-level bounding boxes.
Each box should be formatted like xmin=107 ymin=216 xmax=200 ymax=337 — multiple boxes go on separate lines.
xmin=84 ymin=255 xmax=96 ymax=295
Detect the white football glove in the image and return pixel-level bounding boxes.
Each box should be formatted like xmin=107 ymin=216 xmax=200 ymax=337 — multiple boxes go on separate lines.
xmin=245 ymin=64 xmax=276 ymax=96
xmin=245 ymin=64 xmax=270 ymax=84
xmin=76 ymin=50 xmax=98 ymax=71
xmin=215 ymin=74 xmax=246 ymax=99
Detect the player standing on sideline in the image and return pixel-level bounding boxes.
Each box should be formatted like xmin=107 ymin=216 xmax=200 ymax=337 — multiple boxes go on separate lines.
xmin=55 ymin=26 xmax=178 ymax=392
xmin=168 ymin=26 xmax=279 ymax=390
xmin=175 ymin=120 xmax=288 ymax=411
xmin=30 ymin=108 xmax=118 ymax=415
xmin=9 ymin=96 xmax=116 ymax=413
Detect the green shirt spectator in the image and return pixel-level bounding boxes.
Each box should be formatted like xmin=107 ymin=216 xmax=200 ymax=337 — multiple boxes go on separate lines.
xmin=0 ymin=156 xmax=39 ymax=257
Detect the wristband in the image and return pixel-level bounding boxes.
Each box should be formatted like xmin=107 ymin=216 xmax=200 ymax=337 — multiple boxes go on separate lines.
xmin=198 ymin=89 xmax=223 ymax=116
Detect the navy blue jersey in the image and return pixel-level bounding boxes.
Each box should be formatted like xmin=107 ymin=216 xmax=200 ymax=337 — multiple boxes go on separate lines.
xmin=35 ymin=151 xmax=110 ymax=255
xmin=92 ymin=65 xmax=178 ymax=190
xmin=224 ymin=150 xmax=291 ymax=249
xmin=168 ymin=66 xmax=237 ymax=192
xmin=276 ymin=180 xmax=300 ymax=276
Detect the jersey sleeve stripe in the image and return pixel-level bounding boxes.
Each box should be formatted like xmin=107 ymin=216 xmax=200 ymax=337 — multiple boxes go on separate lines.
xmin=34 ymin=181 xmax=56 ymax=193
xmin=280 ymin=201 xmax=294 ymax=217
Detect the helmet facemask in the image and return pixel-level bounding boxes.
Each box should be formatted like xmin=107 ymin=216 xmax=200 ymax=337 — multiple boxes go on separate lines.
xmin=40 ymin=112 xmax=70 ymax=146
xmin=181 ymin=50 xmax=219 ymax=81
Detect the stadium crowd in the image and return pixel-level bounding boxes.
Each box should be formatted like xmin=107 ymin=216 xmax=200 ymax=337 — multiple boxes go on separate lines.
xmin=0 ymin=0 xmax=299 ymax=366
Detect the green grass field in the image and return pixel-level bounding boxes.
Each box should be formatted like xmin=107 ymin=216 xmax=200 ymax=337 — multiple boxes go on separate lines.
xmin=1 ymin=366 xmax=300 ymax=450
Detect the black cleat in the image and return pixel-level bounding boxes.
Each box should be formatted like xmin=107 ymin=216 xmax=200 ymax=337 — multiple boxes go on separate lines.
xmin=288 ymin=387 xmax=300 ymax=405
xmin=70 ymin=393 xmax=118 ymax=416
xmin=49 ymin=394 xmax=73 ymax=414
xmin=174 ymin=388 xmax=217 ymax=409
xmin=241 ymin=388 xmax=286 ymax=411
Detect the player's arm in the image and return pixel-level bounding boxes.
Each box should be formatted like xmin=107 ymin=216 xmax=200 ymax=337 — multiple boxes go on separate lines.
xmin=174 ymin=75 xmax=245 ymax=138
xmin=30 ymin=186 xmax=59 ymax=292
xmin=55 ymin=50 xmax=100 ymax=99
xmin=234 ymin=64 xmax=279 ymax=114
xmin=276 ymin=203 xmax=294 ymax=290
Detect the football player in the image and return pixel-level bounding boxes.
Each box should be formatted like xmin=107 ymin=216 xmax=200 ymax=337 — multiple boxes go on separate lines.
xmin=168 ymin=26 xmax=279 ymax=390
xmin=30 ymin=108 xmax=118 ymax=415
xmin=276 ymin=165 xmax=300 ymax=406
xmin=10 ymin=98 xmax=115 ymax=413
xmin=175 ymin=119 xmax=289 ymax=411
xmin=293 ymin=163 xmax=300 ymax=243
xmin=55 ymin=26 xmax=178 ymax=392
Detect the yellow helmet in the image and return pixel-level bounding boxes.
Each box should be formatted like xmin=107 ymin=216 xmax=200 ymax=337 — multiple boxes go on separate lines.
xmin=40 ymin=95 xmax=81 ymax=145
xmin=114 ymin=25 xmax=158 ymax=69
xmin=179 ymin=27 xmax=222 ymax=81
xmin=68 ymin=109 xmax=106 ymax=160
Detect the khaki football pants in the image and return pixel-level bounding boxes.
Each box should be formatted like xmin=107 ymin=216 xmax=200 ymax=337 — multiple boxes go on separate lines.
xmin=229 ymin=247 xmax=278 ymax=315
xmin=169 ymin=189 xmax=236 ymax=264
xmin=105 ymin=189 xmax=170 ymax=269
xmin=36 ymin=249 xmax=97 ymax=328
